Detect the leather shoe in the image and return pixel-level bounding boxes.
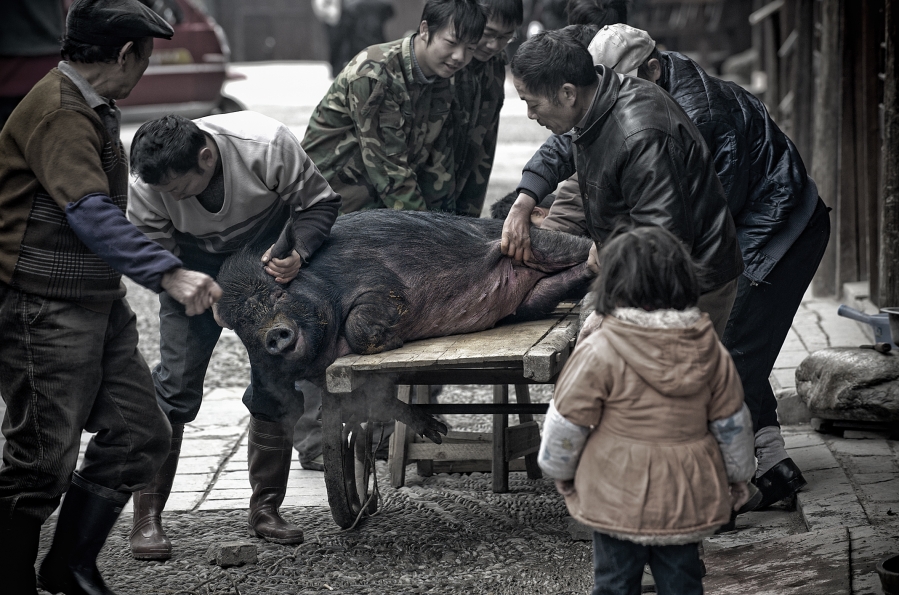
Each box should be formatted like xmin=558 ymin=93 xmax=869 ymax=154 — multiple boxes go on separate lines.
xmin=752 ymin=458 xmax=807 ymax=510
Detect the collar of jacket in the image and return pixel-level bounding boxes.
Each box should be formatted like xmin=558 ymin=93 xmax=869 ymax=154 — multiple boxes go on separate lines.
xmin=573 ymin=64 xmax=619 ymax=147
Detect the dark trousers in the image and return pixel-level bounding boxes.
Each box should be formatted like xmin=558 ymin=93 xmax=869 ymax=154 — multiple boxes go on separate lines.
xmin=721 ymin=198 xmax=831 ymax=432
xmin=0 ymin=286 xmax=170 ymax=523
xmin=592 ymin=532 xmax=703 ymax=595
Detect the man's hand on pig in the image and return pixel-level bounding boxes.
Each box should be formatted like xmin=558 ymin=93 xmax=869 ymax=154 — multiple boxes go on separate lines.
xmin=501 ymin=193 xmax=537 ymax=264
xmin=262 ymin=246 xmax=302 ymax=284
xmin=161 ymin=268 xmax=223 ymax=316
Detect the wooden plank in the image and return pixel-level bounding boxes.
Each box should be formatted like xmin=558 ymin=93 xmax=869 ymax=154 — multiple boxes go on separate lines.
xmin=423 ymin=459 xmax=531 ymax=475
xmin=882 ymin=0 xmax=899 ymax=306
xmin=505 ymin=421 xmax=541 ymax=460
xmin=514 ymin=384 xmax=543 ymax=480
xmin=388 ymin=385 xmax=411 ymax=488
xmin=407 ymin=442 xmax=493 ymax=461
xmin=792 ymin=0 xmax=815 ymax=163
xmin=523 ymin=316 xmax=579 ymax=381
xmin=838 ymin=10 xmax=860 ymax=288
xmin=493 ymin=385 xmax=509 ymax=493
xmin=811 ymin=0 xmax=843 ymax=297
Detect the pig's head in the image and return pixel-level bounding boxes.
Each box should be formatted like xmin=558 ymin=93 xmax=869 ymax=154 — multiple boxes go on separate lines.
xmin=215 ymin=246 xmax=333 ymax=376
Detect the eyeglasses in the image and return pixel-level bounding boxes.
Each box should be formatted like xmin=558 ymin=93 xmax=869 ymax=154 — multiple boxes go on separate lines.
xmin=481 ymin=30 xmax=518 ymax=46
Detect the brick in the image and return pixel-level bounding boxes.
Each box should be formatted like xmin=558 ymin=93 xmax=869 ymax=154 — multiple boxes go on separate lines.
xmin=205 ymin=541 xmax=257 ymax=568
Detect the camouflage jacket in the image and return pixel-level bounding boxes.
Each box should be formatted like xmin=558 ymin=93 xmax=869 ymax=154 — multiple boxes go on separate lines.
xmin=451 ymin=53 xmax=506 ymax=217
xmin=302 ymin=36 xmax=459 ymax=213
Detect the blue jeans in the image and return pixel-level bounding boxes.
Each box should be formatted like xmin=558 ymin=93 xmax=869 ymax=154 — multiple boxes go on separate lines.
xmin=592 ymin=532 xmax=703 ymax=595
xmin=0 ymin=286 xmax=170 ymax=523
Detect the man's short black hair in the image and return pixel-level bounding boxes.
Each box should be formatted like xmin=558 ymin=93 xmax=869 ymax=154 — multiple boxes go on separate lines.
xmin=422 ymin=0 xmax=487 ymax=45
xmin=482 ymin=0 xmax=524 ymax=27
xmin=592 ymin=225 xmax=701 ymax=315
xmin=60 ymin=34 xmax=150 ymax=64
xmin=130 ymin=115 xmax=208 ymax=185
xmin=566 ymin=0 xmax=628 ymax=27
xmin=490 ymin=191 xmax=556 ymax=219
xmin=510 ymin=29 xmax=598 ymax=101
xmin=564 ymin=23 xmax=599 ymax=47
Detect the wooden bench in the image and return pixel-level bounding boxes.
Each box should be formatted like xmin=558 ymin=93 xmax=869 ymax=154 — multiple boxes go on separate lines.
xmin=325 ymin=302 xmax=581 ymax=493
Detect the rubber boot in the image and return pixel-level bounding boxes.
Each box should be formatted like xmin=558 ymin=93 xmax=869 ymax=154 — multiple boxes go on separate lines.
xmin=0 ymin=511 xmax=42 ymax=595
xmin=130 ymin=423 xmax=184 ymax=560
xmin=247 ymin=416 xmax=304 ymax=544
xmin=36 ymin=474 xmax=129 ymax=595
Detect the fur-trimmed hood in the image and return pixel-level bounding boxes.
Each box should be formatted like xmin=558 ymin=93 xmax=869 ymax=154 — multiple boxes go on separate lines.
xmin=601 ymin=308 xmax=721 ymax=398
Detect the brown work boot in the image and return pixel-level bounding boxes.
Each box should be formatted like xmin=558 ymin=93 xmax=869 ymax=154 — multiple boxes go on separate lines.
xmin=130 ymin=423 xmax=184 ymax=560
xmin=247 ymin=416 xmax=305 ymax=545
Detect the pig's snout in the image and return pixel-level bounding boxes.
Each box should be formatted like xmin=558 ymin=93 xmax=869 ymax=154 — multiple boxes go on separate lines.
xmin=265 ymin=322 xmax=297 ymax=355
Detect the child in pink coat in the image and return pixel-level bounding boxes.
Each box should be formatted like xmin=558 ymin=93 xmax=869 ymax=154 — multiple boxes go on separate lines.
xmin=538 ymin=226 xmax=757 ymax=595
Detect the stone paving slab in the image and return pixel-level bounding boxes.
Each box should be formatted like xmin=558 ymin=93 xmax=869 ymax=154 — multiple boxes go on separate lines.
xmin=704 ymin=527 xmax=851 ymax=595
xmin=849 ymin=526 xmax=899 ymax=595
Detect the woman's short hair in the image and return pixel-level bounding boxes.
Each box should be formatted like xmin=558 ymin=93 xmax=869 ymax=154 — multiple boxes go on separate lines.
xmin=130 ymin=115 xmax=208 ymax=185
xmin=510 ymin=28 xmax=598 ymax=101
xmin=592 ymin=224 xmax=701 ymax=314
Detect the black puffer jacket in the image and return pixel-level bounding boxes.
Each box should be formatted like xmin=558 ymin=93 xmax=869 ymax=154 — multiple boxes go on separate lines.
xmin=518 ymin=66 xmax=743 ymax=293
xmin=520 ymin=53 xmax=818 ymax=283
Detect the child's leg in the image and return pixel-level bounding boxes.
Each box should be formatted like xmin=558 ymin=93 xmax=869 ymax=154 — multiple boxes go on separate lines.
xmin=647 ymin=542 xmax=703 ymax=595
xmin=592 ymin=532 xmax=647 ymax=595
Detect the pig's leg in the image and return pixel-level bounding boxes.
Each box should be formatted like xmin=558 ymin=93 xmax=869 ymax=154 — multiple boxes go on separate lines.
xmin=344 ymin=290 xmax=409 ymax=355
xmin=381 ymin=397 xmax=448 ymax=444
xmin=502 ymin=261 xmax=595 ymax=322
xmin=526 ymin=228 xmax=593 ymax=273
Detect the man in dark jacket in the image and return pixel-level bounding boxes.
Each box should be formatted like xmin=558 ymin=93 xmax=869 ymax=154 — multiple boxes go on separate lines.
xmin=503 ymin=28 xmax=744 ymax=337
xmin=523 ymin=23 xmax=831 ymax=512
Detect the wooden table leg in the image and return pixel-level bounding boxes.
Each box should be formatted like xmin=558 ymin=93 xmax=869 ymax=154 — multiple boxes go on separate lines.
xmin=389 ymin=384 xmax=412 ymax=488
xmin=493 ymin=384 xmax=509 ymax=493
xmin=514 ymin=384 xmax=543 ymax=480
xmin=414 ymin=385 xmax=433 ymax=477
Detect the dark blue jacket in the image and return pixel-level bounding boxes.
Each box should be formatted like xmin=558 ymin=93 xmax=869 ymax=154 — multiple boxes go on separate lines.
xmin=519 ymin=52 xmax=818 ymax=283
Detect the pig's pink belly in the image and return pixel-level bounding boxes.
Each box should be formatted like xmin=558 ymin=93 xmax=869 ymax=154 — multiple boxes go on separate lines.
xmin=398 ymin=262 xmax=547 ymax=341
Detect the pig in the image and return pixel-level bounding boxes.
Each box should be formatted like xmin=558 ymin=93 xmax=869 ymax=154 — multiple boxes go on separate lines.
xmin=214 ymin=209 xmax=594 ymax=442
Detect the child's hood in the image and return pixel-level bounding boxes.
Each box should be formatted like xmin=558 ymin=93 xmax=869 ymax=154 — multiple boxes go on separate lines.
xmin=601 ymin=308 xmax=722 ymax=398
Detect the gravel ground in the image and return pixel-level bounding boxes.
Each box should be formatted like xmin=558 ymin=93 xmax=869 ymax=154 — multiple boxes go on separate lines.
xmin=38 ymin=469 xmax=592 ymax=595
xmin=40 ymin=281 xmax=592 ymax=594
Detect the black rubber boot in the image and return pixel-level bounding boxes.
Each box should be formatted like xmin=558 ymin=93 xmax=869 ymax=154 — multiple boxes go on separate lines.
xmin=0 ymin=511 xmax=42 ymax=595
xmin=130 ymin=423 xmax=184 ymax=560
xmin=36 ymin=474 xmax=128 ymax=595
xmin=247 ymin=416 xmax=305 ymax=545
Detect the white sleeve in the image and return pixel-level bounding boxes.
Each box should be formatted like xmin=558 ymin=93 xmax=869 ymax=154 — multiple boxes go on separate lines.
xmin=538 ymin=400 xmax=591 ymax=481
xmin=708 ymin=403 xmax=756 ymax=483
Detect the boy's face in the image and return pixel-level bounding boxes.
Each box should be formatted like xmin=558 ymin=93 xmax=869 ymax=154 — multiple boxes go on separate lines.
xmin=418 ymin=22 xmax=477 ymax=78
xmin=473 ymin=17 xmax=517 ymax=62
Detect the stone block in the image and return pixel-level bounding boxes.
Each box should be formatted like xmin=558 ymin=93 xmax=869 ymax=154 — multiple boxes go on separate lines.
xmin=776 ymin=388 xmax=812 ymax=425
xmin=796 ymin=348 xmax=899 ymax=422
xmin=205 ymin=541 xmax=257 ymax=568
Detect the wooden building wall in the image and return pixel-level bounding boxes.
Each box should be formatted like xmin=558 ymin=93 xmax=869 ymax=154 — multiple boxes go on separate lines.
xmin=755 ymin=0 xmax=889 ymax=302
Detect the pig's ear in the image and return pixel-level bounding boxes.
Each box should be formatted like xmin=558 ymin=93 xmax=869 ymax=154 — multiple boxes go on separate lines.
xmin=212 ymin=303 xmax=232 ymax=330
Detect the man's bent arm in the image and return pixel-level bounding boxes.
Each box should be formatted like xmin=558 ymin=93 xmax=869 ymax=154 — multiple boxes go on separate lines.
xmin=516 ymin=132 xmax=577 ymax=201
xmin=66 ymin=193 xmax=183 ymax=291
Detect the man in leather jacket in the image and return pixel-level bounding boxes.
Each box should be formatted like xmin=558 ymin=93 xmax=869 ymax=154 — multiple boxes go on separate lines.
xmin=517 ymin=23 xmax=831 ymax=513
xmin=502 ymin=28 xmax=744 ymax=338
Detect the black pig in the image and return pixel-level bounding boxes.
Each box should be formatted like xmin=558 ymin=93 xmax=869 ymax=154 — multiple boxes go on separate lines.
xmin=215 ymin=210 xmax=594 ymax=441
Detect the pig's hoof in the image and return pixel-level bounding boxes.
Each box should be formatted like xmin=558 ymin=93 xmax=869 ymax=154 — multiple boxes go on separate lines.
xmin=420 ymin=416 xmax=448 ymax=444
